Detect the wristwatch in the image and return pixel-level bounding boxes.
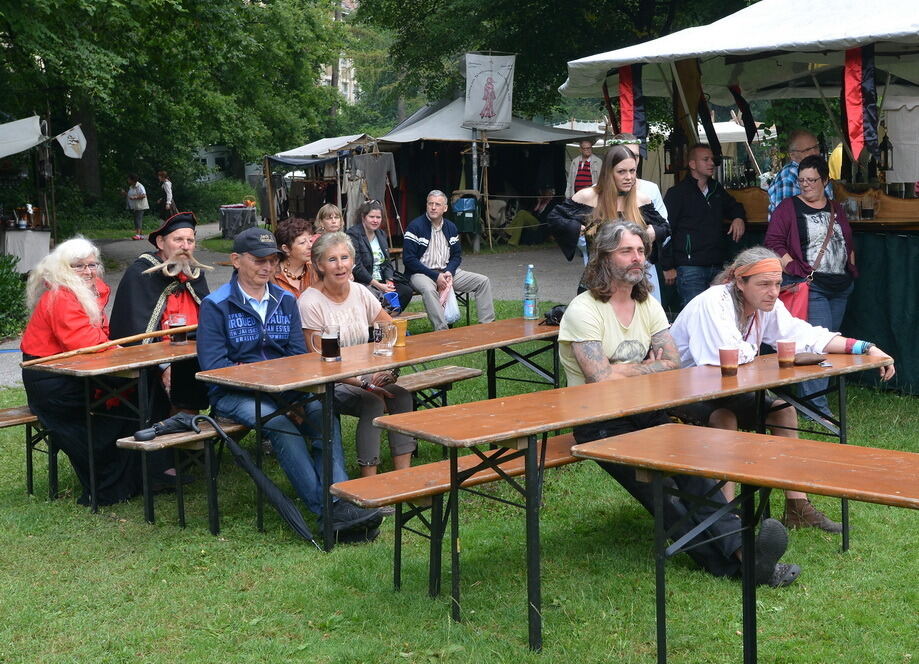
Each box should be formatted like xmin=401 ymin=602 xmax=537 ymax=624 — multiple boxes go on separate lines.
xmin=360 ymin=379 xmax=371 ymax=391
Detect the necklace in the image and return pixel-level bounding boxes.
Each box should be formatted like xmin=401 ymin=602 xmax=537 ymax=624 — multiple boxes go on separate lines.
xmin=281 ymin=261 xmax=306 ymax=281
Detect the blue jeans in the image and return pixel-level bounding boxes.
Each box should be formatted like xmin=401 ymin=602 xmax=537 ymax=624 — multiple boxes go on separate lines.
xmin=212 ymin=390 xmax=348 ymax=515
xmin=676 ymin=265 xmax=720 ymax=308
xmin=800 ymin=281 xmax=854 ymax=416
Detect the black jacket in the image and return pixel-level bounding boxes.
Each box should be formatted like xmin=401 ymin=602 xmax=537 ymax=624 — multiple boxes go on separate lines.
xmin=346 ymin=225 xmax=395 ymax=285
xmin=661 ymin=175 xmax=746 ymax=270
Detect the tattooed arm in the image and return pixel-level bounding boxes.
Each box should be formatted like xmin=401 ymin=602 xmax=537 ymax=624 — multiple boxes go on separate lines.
xmin=571 ymin=329 xmax=680 ymax=383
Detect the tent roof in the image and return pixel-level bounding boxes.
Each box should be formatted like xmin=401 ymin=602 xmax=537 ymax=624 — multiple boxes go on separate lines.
xmin=275 ymin=133 xmax=369 ymax=159
xmin=0 ymin=116 xmax=45 ymax=159
xmin=379 ymin=98 xmax=600 ymax=145
xmin=560 ymin=0 xmax=919 ymax=104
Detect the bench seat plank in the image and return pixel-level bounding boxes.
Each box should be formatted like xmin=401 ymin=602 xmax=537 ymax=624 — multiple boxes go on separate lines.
xmin=331 ymin=433 xmax=578 ymax=508
xmin=116 ymin=420 xmax=248 ymax=452
xmin=396 ymin=366 xmax=482 ymax=393
xmin=0 ymin=406 xmax=39 ymax=428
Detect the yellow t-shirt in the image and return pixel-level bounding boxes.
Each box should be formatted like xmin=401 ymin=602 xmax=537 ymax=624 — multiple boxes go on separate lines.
xmin=558 ymin=290 xmax=670 ymax=386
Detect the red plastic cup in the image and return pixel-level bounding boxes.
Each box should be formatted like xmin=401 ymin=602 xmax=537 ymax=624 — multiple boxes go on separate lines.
xmin=719 ymin=347 xmax=739 ymax=377
xmin=777 ymin=339 xmax=796 ymax=368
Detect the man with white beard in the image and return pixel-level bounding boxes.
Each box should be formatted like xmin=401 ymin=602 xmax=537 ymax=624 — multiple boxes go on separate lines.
xmin=110 ymin=212 xmax=213 ymax=415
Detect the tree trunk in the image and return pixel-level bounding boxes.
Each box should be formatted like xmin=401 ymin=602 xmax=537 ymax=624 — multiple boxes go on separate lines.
xmin=72 ymin=102 xmax=102 ymax=201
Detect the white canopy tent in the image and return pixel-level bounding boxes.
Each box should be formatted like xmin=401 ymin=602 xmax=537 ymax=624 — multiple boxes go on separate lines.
xmin=274 ymin=133 xmax=371 ymax=161
xmin=0 ymin=116 xmax=45 ymax=160
xmin=560 ymin=0 xmax=919 ymax=104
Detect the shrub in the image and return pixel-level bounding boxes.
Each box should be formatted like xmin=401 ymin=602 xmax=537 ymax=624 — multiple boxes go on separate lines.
xmin=181 ymin=179 xmax=257 ymax=223
xmin=0 ymin=254 xmax=28 ymax=338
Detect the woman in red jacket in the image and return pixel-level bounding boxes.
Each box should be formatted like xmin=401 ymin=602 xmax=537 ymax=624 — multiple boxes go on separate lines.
xmin=21 ymin=237 xmax=143 ymax=506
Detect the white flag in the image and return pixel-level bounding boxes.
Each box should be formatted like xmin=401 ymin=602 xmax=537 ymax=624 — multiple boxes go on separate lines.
xmin=56 ymin=125 xmax=86 ymax=159
xmin=462 ymin=53 xmax=515 ymax=131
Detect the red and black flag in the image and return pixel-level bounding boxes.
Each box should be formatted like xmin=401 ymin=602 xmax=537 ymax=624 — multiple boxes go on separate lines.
xmin=843 ymin=44 xmax=879 ymax=160
xmin=618 ymin=64 xmax=647 ymax=155
xmin=728 ymin=84 xmax=758 ymax=145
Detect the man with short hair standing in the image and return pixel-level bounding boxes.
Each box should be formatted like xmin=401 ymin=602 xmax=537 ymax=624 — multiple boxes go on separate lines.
xmin=767 ymin=130 xmax=833 ymax=219
xmin=197 ymin=227 xmax=382 ymax=540
xmin=662 ymin=144 xmax=746 ymax=307
xmin=560 ymin=221 xmax=800 ymax=587
xmin=403 ymin=190 xmax=495 ymax=331
xmin=110 ymin=212 xmax=211 ymax=416
xmin=565 ymin=139 xmax=602 ymax=198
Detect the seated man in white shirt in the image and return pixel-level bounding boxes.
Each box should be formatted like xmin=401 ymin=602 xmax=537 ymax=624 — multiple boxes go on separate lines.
xmin=669 ymin=246 xmax=895 ymax=532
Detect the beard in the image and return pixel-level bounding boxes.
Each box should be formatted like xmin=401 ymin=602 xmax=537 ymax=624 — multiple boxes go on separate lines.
xmin=610 ymin=261 xmax=647 ymax=285
xmin=143 ymin=251 xmax=213 ymax=278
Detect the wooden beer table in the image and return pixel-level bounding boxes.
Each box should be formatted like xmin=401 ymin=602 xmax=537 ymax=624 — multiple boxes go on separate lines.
xmin=28 ymin=341 xmax=198 ymax=516
xmin=571 ymin=423 xmax=919 ymax=664
xmin=195 ymin=318 xmax=560 ymax=549
xmin=374 ymin=353 xmax=892 ymax=651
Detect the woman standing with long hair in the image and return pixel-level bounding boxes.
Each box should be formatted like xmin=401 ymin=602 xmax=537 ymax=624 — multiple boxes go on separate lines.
xmin=346 ymin=200 xmax=413 ymax=311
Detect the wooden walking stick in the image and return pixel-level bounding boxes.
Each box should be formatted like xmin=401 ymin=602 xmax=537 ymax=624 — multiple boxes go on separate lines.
xmin=20 ymin=325 xmax=197 ymax=368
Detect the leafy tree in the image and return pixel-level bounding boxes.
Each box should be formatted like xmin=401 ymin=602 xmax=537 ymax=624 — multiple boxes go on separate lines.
xmin=355 ymin=0 xmax=750 ymax=118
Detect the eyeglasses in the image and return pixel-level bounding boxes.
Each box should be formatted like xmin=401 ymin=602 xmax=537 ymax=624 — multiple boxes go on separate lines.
xmin=796 ymin=177 xmax=823 ymax=186
xmin=71 ymin=262 xmax=101 ymax=272
xmin=790 ymin=144 xmax=819 ymax=154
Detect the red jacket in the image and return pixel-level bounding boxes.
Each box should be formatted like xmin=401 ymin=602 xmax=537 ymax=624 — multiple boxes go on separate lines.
xmin=21 ymin=279 xmax=111 ymax=357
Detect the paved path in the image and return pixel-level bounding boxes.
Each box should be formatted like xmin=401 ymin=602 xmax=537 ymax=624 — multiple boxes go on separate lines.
xmin=0 ymin=226 xmax=583 ymax=388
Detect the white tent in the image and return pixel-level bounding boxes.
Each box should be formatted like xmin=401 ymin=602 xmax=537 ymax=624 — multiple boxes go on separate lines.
xmin=380 ymin=99 xmax=598 ymax=145
xmin=275 ymin=133 xmax=370 ymax=161
xmin=0 ymin=116 xmax=45 ymax=160
xmin=560 ymin=0 xmax=919 ymax=103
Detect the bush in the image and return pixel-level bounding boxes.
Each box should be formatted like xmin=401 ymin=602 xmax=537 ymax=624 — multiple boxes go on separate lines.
xmin=0 ymin=254 xmax=28 ymax=338
xmin=181 ymin=179 xmax=257 ymax=223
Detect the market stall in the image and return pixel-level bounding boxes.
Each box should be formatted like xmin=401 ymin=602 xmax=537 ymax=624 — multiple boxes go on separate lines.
xmin=559 ymin=0 xmax=919 ymax=393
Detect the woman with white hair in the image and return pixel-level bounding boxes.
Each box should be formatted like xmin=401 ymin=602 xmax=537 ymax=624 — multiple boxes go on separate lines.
xmin=21 ymin=237 xmax=142 ymax=506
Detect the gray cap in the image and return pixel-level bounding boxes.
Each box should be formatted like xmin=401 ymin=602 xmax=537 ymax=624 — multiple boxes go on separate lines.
xmin=233 ymin=227 xmax=283 ymax=257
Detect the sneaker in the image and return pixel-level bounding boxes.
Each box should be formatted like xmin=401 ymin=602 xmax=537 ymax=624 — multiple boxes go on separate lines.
xmin=753 ymin=518 xmax=789 ymax=586
xmin=764 ymin=562 xmax=801 ymax=588
xmin=782 ymin=498 xmax=843 ymax=534
xmin=327 ymin=501 xmax=384 ymax=532
xmin=132 ymin=234 xmax=144 ymax=240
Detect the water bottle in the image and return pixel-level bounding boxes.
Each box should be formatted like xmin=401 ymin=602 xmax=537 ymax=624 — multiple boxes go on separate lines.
xmin=523 ymin=264 xmax=539 ymax=320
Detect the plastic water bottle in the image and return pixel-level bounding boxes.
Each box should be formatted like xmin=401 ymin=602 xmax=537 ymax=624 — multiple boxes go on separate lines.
xmin=523 ymin=264 xmax=539 ymax=320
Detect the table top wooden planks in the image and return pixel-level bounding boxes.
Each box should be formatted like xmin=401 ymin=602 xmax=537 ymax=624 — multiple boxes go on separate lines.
xmin=195 ymin=317 xmax=557 ymax=393
xmin=26 ymin=341 xmax=198 ymax=377
xmin=571 ymin=423 xmax=919 ymax=510
xmin=374 ymin=354 xmax=892 ymax=447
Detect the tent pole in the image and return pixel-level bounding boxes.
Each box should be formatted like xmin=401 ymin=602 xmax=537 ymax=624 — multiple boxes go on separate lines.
xmin=263 ymin=156 xmax=277 ymax=230
xmin=810 ymin=73 xmax=856 ymax=163
xmin=670 ymin=62 xmax=699 ymax=144
xmin=731 ymin=109 xmax=763 ymax=177
xmin=483 ymin=134 xmax=492 ymax=249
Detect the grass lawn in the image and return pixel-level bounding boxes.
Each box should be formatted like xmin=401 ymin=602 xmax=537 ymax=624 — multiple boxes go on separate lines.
xmin=1 ymin=302 xmax=916 ymax=663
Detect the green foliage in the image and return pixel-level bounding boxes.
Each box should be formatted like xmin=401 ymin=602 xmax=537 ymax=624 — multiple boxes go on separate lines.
xmin=758 ymin=98 xmax=841 ymax=168
xmin=355 ymin=0 xmax=750 ymax=118
xmin=182 ymin=179 xmax=257 ymax=224
xmin=0 ymin=254 xmax=27 ymax=338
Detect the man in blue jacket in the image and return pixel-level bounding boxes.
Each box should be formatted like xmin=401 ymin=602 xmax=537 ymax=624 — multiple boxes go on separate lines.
xmin=403 ymin=190 xmax=495 ymax=331
xmin=197 ymin=227 xmax=381 ymax=540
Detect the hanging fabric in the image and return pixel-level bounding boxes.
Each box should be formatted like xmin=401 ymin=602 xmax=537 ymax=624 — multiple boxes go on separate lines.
xmin=843 ymin=44 xmax=879 ymax=160
xmin=619 ymin=64 xmax=648 ymax=156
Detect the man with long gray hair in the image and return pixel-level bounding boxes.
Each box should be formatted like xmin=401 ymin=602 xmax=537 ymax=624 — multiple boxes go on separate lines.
xmin=669 ymin=246 xmax=894 ymax=531
xmin=559 ymin=222 xmax=800 ymax=587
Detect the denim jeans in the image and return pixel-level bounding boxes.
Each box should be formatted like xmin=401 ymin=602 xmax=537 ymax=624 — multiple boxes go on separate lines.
xmin=676 ymin=265 xmax=721 ymax=308
xmin=212 ymin=390 xmax=348 ymax=515
xmin=800 ymin=281 xmax=854 ymax=416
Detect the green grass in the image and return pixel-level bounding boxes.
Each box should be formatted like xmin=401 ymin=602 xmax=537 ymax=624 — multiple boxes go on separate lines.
xmin=1 ymin=302 xmax=917 ymax=663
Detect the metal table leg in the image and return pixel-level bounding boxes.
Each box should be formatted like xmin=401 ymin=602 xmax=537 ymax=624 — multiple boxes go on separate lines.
xmin=525 ymin=433 xmax=543 ymax=652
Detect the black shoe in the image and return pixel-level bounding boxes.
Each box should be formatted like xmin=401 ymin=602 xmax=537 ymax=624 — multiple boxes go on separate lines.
xmin=754 ymin=518 xmax=790 ymax=586
xmin=133 ymin=412 xmax=197 ymax=441
xmin=326 ymin=501 xmax=384 ymax=532
xmin=335 ymin=526 xmax=380 ymax=545
xmin=765 ymin=562 xmax=801 ymax=588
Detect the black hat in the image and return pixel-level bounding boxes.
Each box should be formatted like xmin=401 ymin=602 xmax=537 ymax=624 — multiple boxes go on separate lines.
xmin=148 ymin=212 xmax=197 ymax=246
xmin=233 ymin=226 xmax=283 ymax=257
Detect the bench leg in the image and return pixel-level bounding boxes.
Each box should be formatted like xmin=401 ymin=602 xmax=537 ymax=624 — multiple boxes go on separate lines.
xmin=394 ymin=504 xmax=404 ymax=591
xmin=525 ymin=434 xmax=543 ymax=652
xmin=141 ymin=451 xmax=155 ymax=524
xmin=429 ymin=494 xmax=444 ymax=598
xmin=838 ymin=376 xmax=849 ymax=553
xmin=205 ymin=439 xmax=220 ymax=536
xmin=47 ymin=437 xmax=59 ymax=500
xmin=174 ymin=449 xmax=186 ymax=529
xmin=25 ymin=424 xmax=35 ymax=496
xmin=652 ymin=473 xmax=668 ymax=664
xmin=448 ymin=448 xmax=462 ymax=622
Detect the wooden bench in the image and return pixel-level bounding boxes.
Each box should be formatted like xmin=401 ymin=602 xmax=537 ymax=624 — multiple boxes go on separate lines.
xmin=117 ymin=418 xmax=249 ymax=534
xmin=0 ymin=406 xmax=55 ymax=499
xmin=331 ymin=433 xmax=579 ymax=593
xmin=396 ymin=365 xmax=483 ymax=411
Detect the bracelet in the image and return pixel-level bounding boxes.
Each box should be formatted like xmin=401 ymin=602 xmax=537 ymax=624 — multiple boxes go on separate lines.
xmin=360 ymin=379 xmax=371 ymax=391
xmin=852 ymin=340 xmax=871 ymax=355
xmin=844 ymin=338 xmax=857 ymax=354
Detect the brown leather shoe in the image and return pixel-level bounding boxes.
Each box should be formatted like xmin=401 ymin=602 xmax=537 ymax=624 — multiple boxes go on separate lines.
xmin=782 ymin=498 xmax=843 ymax=534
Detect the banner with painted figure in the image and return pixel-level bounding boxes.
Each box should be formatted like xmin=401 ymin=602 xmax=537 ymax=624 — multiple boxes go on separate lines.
xmin=462 ymin=53 xmax=515 ymax=131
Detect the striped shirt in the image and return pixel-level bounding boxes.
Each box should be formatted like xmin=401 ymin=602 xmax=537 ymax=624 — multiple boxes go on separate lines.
xmin=421 ymin=222 xmax=450 ymax=271
xmin=573 ymin=160 xmax=594 ymax=192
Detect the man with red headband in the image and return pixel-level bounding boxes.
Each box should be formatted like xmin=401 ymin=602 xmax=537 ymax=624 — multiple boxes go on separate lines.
xmin=670 ymin=246 xmax=894 ymax=531
xmin=110 ymin=212 xmax=213 ymax=416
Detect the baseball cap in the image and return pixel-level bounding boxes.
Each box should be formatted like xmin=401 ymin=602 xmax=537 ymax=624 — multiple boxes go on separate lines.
xmin=233 ymin=227 xmax=283 ymax=257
